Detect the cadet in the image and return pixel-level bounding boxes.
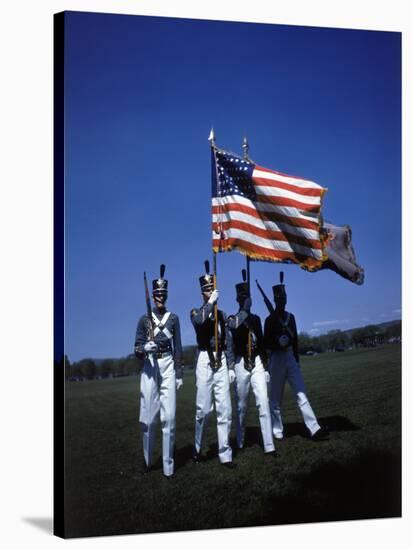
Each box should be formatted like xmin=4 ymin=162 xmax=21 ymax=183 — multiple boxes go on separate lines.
xmin=263 ymin=273 xmax=329 ymax=441
xmin=227 ymin=271 xmax=277 ymax=457
xmin=134 ymin=265 xmax=184 ymax=478
xmin=190 ymin=261 xmax=236 ymax=468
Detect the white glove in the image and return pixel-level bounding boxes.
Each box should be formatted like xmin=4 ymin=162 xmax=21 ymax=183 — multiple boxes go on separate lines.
xmin=144 ymin=341 xmax=158 ymax=353
xmin=265 ymin=371 xmax=271 ymax=384
xmin=208 ymin=289 xmax=219 ymax=305
xmin=278 ymin=334 xmax=290 ymax=348
xmin=228 ymin=369 xmax=236 ymax=384
xmin=176 ymin=378 xmax=183 ymax=391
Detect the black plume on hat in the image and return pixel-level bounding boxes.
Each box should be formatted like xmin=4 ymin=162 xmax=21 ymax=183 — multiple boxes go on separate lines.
xmin=235 ymin=268 xmax=249 ymax=297
xmin=153 ymin=264 xmax=168 ymax=294
xmin=272 ymin=271 xmax=286 ymax=299
xmin=199 ymin=259 xmax=214 ymax=291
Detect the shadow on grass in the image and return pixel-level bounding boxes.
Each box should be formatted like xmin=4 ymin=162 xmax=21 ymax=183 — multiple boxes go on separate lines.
xmin=174 ymin=444 xmax=223 ymax=469
xmin=143 ymin=441 xmax=221 ymax=472
xmin=155 ymin=415 xmax=362 ymax=470
xmin=254 ymin=449 xmax=401 ymax=526
xmin=231 ymin=415 xmax=361 ymax=449
xmin=175 ymin=444 xmax=196 ymax=468
xmin=283 ymin=414 xmax=361 ymax=439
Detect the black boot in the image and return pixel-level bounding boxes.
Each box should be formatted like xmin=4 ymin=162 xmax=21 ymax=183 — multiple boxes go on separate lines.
xmin=192 ymin=447 xmax=204 ymax=464
xmin=311 ymin=426 xmax=330 ymax=441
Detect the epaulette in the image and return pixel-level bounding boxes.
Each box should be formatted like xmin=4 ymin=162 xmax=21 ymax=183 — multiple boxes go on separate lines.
xmin=190 ymin=308 xmax=198 ymax=318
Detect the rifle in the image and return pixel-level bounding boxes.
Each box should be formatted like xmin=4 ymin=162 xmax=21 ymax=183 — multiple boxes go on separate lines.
xmin=255 ymin=279 xmax=275 ymax=314
xmin=214 ymin=256 xmax=222 ymax=367
xmin=242 ymin=267 xmax=253 ymax=364
xmin=143 ymin=272 xmax=155 ymax=340
xmin=206 ymin=258 xmax=221 ymax=368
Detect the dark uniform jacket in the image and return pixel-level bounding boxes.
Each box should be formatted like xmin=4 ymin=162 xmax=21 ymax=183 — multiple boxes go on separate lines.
xmin=227 ymin=310 xmax=267 ymax=368
xmin=264 ymin=310 xmax=299 ymax=363
xmin=190 ymin=301 xmax=234 ymax=368
xmin=134 ymin=307 xmax=183 ymax=378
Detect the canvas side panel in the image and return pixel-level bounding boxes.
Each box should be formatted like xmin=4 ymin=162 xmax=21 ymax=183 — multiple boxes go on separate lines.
xmin=53 ymin=10 xmax=66 ymax=539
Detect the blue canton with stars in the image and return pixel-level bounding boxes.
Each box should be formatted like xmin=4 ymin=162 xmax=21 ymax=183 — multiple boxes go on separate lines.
xmin=211 ymin=148 xmax=256 ymax=200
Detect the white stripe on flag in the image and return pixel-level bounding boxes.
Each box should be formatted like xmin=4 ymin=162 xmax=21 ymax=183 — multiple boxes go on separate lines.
xmin=252 ymin=168 xmax=324 ymax=190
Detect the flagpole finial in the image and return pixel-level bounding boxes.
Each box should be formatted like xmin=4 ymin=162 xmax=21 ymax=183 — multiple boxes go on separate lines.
xmin=208 ymin=127 xmax=215 ymax=146
xmin=242 ymin=136 xmax=249 ymax=159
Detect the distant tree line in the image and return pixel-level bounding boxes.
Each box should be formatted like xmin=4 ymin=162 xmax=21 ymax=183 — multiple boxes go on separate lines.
xmin=298 ymin=321 xmax=401 ymax=355
xmin=62 ymin=321 xmax=401 ymax=381
xmin=65 ymin=354 xmax=143 ymax=381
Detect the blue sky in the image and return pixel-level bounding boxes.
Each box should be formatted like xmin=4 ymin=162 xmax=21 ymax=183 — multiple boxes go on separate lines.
xmin=64 ymin=11 xmax=401 ymax=361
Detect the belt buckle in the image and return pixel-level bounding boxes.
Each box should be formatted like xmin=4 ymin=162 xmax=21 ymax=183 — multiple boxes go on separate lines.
xmin=211 ymin=352 xmax=222 ymax=370
xmin=211 ymin=359 xmax=221 ymax=371
xmin=244 ymin=357 xmax=254 ymax=371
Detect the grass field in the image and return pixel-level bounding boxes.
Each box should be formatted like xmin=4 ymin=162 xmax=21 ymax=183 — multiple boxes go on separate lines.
xmin=64 ymin=344 xmax=401 ymax=538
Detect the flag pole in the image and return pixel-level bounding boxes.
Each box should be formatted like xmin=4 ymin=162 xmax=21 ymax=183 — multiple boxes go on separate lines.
xmin=242 ymin=136 xmax=253 ymax=362
xmin=213 ymin=252 xmax=219 ymax=360
xmin=209 ymin=128 xmax=220 ymax=361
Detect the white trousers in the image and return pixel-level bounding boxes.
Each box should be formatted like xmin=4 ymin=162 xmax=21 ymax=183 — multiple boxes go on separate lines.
xmin=139 ymin=354 xmax=176 ymax=476
xmin=195 ymin=351 xmax=232 ymax=463
xmin=234 ymin=356 xmax=275 ymax=453
xmin=269 ymin=350 xmax=320 ymax=438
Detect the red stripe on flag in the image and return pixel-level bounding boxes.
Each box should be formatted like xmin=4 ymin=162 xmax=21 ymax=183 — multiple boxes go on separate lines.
xmin=212 ymin=220 xmax=322 ymax=249
xmin=212 ymin=203 xmax=319 ymax=231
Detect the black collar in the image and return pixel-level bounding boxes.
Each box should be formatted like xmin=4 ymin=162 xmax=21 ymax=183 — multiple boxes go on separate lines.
xmin=152 ymin=306 xmax=167 ymax=317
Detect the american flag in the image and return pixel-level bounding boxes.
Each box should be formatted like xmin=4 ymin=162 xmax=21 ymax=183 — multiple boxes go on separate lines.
xmin=211 ymin=147 xmax=327 ymax=269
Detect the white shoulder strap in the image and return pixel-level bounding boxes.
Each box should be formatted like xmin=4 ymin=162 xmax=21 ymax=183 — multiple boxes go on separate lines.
xmin=152 ymin=311 xmax=173 ymax=340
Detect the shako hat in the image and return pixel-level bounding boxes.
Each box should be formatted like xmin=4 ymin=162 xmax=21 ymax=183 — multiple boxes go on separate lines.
xmin=199 ymin=260 xmax=214 ymax=291
xmin=272 ymin=271 xmax=286 ymax=299
xmin=152 ymin=264 xmax=168 ymax=295
xmin=235 ymin=269 xmax=250 ymax=298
